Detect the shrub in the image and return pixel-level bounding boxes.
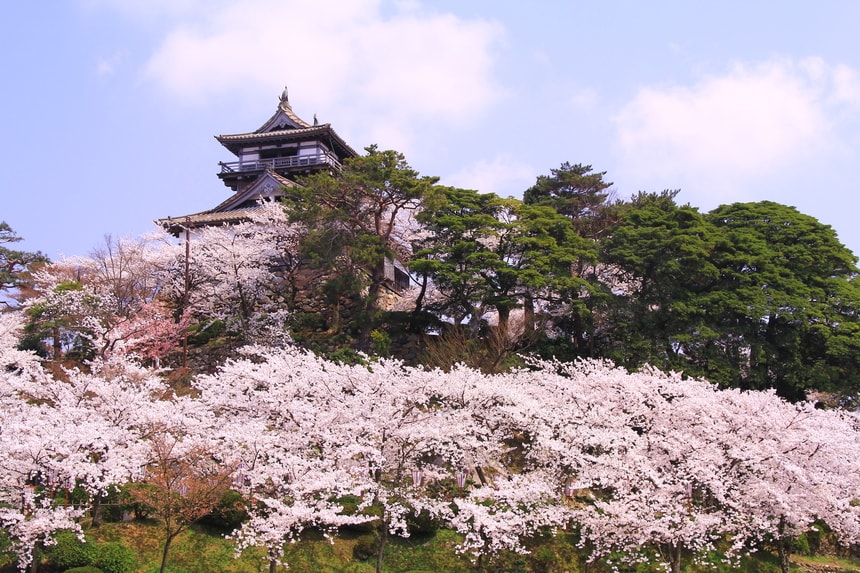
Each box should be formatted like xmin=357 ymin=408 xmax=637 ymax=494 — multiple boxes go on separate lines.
xmin=407 ymin=509 xmax=440 ymax=537
xmin=352 ymin=534 xmax=379 ymax=561
xmin=326 ymin=347 xmax=366 ymax=365
xmin=119 ymin=482 xmax=156 ymax=520
xmin=99 ymin=489 xmax=126 ymax=523
xmin=47 ymin=530 xmax=96 ymax=570
xmin=370 ymin=329 xmax=390 ymax=356
xmin=187 ymin=319 xmax=226 ymax=345
xmin=196 ymin=489 xmax=248 ymax=533
xmin=337 ymin=496 xmax=380 ymax=534
xmin=95 ymin=542 xmax=136 ymax=573
xmin=62 ymin=567 xmax=103 ymax=573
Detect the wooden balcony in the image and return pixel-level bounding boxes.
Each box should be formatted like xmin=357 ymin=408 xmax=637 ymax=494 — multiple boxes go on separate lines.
xmin=219 ymin=152 xmax=342 ymax=174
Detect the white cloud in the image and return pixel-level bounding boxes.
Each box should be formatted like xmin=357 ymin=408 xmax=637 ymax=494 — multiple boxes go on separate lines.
xmin=612 ymin=58 xmax=860 ymax=201
xmin=831 ymin=64 xmax=860 ymax=107
xmin=443 ymin=154 xmax=535 ymax=198
xmin=569 ymin=88 xmax=597 ymax=112
xmin=138 ymin=0 xmax=504 ymax=152
xmin=96 ymin=52 xmax=123 ymax=76
xmin=80 ymin=0 xmax=222 ymax=21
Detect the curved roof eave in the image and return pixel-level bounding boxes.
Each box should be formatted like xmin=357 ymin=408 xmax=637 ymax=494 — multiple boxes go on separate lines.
xmin=215 ymin=124 xmax=359 ymax=159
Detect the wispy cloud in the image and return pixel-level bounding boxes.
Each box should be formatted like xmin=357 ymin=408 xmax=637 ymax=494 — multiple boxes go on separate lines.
xmin=612 ymin=58 xmax=860 ymax=201
xmin=95 ymin=52 xmax=123 ymax=76
xmin=569 ymin=88 xmax=597 ymax=112
xmin=136 ymin=0 xmax=504 ymax=154
xmin=444 ymin=154 xmax=535 ymax=198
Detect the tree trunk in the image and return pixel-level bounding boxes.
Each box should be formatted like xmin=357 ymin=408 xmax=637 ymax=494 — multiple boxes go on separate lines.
xmin=475 ymin=466 xmax=488 ymax=487
xmin=269 ymin=557 xmax=278 ymax=573
xmin=375 ymin=518 xmax=388 ymax=573
xmin=360 ymin=261 xmax=387 ymax=351
xmin=777 ymin=539 xmax=791 ymax=573
xmin=91 ymin=494 xmax=102 ymax=528
xmin=669 ymin=542 xmax=682 ymax=573
xmin=52 ymin=327 xmax=61 ymax=362
xmin=159 ymin=532 xmax=177 ymax=573
xmin=777 ymin=516 xmax=792 ymax=573
xmin=523 ymin=293 xmax=535 ymax=335
xmin=29 ymin=542 xmax=40 ymax=573
xmin=572 ymin=308 xmax=588 ymax=355
xmin=496 ymin=305 xmax=511 ymax=343
xmin=413 ymin=274 xmax=428 ymax=316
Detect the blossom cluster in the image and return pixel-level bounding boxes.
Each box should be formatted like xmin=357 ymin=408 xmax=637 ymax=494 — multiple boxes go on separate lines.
xmin=1 ymin=310 xmax=858 ymax=572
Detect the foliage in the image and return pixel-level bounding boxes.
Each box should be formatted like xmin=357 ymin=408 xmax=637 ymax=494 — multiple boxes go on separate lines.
xmin=94 ymin=541 xmax=136 ymax=573
xmin=196 ymin=490 xmax=248 ymax=534
xmin=46 ymin=530 xmax=97 ymax=570
xmin=412 ymin=186 xmax=594 ymax=366
xmin=599 ymin=194 xmax=860 ymax=400
xmin=6 ymin=170 xmax=860 ymax=573
xmin=523 ymin=162 xmax=618 ymax=241
xmin=351 ymin=534 xmax=378 ymax=561
xmin=287 ymin=145 xmax=441 ymax=348
xmin=598 ymin=190 xmax=718 ymax=372
xmin=0 ymin=221 xmax=48 ymax=294
xmin=704 ymin=201 xmax=860 ymax=399
xmin=127 ymin=424 xmax=236 ymax=573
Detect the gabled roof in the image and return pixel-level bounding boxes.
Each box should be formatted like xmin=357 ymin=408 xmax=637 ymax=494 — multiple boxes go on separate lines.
xmin=216 ymin=124 xmax=357 ymax=158
xmin=157 ymin=87 xmax=359 ymax=235
xmin=156 ymin=170 xmax=296 ymax=233
xmin=158 ymin=207 xmax=264 ymax=233
xmin=215 ymin=88 xmax=358 ymax=159
xmin=256 ymin=86 xmax=313 ymax=131
xmin=210 ymin=169 xmax=297 ymax=212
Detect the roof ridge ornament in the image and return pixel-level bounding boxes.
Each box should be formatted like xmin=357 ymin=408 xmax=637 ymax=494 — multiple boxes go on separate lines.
xmin=280 ymin=85 xmax=289 ymax=103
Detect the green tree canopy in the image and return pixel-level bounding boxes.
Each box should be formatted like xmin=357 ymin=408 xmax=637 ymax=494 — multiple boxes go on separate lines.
xmin=703 ymin=201 xmax=860 ymax=399
xmin=598 ymin=191 xmax=720 ymax=373
xmin=598 ymin=195 xmax=860 ymax=400
xmin=412 ymin=187 xmax=593 ymax=364
xmin=523 ymin=162 xmax=618 ymax=241
xmin=0 ymin=221 xmax=48 ymax=294
xmin=286 ymin=145 xmax=441 ymax=347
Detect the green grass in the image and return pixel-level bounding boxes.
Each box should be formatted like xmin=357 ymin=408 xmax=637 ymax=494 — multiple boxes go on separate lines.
xmin=791 ymin=554 xmax=860 ymax=573
xmin=3 ymin=520 xmax=860 ymax=573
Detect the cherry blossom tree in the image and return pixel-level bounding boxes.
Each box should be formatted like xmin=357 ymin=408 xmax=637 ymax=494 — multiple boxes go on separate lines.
xmin=23 ymin=232 xmax=182 ymax=362
xmin=705 ymin=389 xmax=860 ymax=573
xmin=4 ymin=294 xmax=860 ymax=573
xmin=128 ymin=425 xmax=235 ymax=573
xmin=195 ymin=346 xmax=526 ymax=572
xmin=0 ymin=313 xmax=83 ymax=571
xmin=176 ymin=202 xmax=299 ymax=345
xmin=0 ymin=495 xmax=83 ymax=573
xmin=517 ymin=358 xmax=860 ymax=573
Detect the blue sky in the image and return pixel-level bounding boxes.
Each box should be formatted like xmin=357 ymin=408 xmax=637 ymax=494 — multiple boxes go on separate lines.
xmin=4 ymin=1 xmax=860 ymax=260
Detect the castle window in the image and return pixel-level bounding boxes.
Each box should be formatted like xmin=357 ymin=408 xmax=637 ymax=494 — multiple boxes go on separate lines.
xmin=260 ymin=146 xmax=298 ymax=160
xmin=394 ymin=267 xmax=410 ymax=292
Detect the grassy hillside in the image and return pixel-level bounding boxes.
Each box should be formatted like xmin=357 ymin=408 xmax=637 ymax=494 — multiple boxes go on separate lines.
xmin=4 ymin=519 xmax=860 ymax=573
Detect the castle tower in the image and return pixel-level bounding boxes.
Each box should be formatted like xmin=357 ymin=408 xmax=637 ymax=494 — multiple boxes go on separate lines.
xmin=158 ymin=87 xmax=357 ymax=232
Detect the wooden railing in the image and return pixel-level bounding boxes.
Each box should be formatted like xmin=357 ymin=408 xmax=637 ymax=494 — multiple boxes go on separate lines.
xmin=219 ymin=152 xmax=342 ymax=174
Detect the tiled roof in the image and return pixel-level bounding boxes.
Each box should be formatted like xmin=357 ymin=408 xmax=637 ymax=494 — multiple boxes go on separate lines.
xmin=156 ymin=170 xmax=297 ymax=233
xmin=216 ymin=124 xmax=358 ymax=158
xmin=256 ymin=95 xmax=312 ymax=131
xmin=210 ymin=170 xmax=296 ymax=212
xmin=156 ymin=206 xmax=263 ymax=232
xmin=217 ymin=123 xmax=330 ymax=142
xmin=158 ymin=89 xmax=357 ymax=234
